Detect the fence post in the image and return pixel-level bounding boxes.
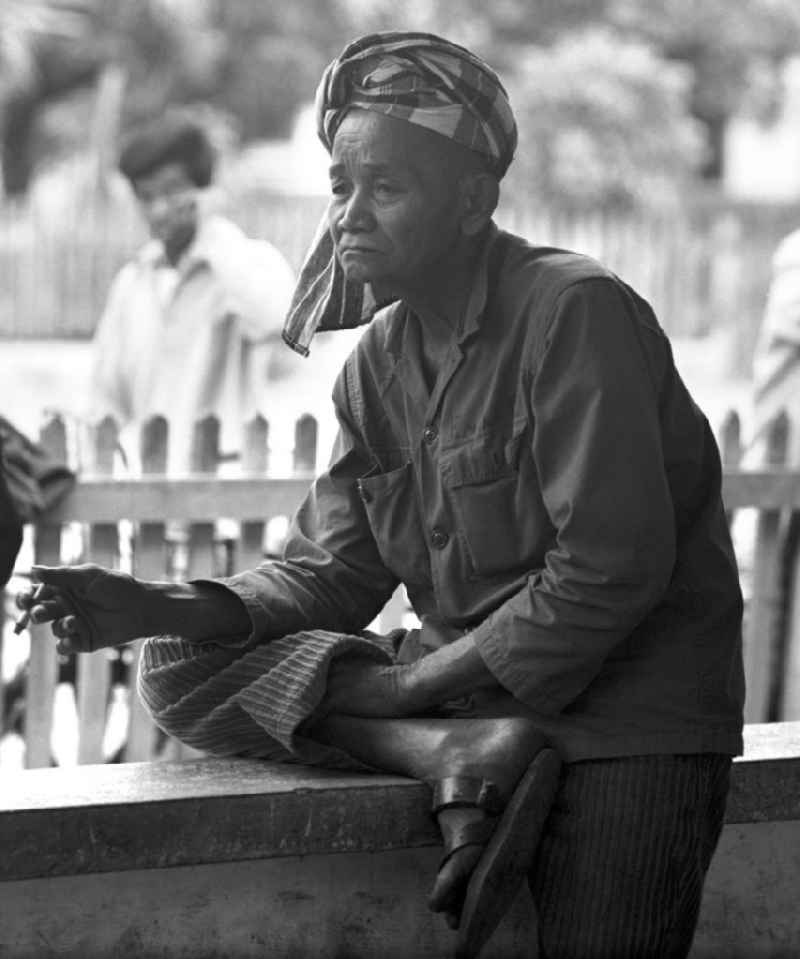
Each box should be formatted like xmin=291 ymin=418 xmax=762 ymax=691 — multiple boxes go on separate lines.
xmin=124 ymin=416 xmax=168 ymax=761
xmin=75 ymin=416 xmax=118 ymax=764
xmin=744 ymin=411 xmax=789 ymax=723
xmin=720 ymin=409 xmax=742 ymax=527
xmin=240 ymin=415 xmax=269 ymax=570
xmin=187 ymin=416 xmax=220 ymax=581
xmin=293 ymin=414 xmax=318 ymax=476
xmin=720 ymin=409 xmax=742 ymax=469
xmin=24 ymin=415 xmax=67 ymax=768
xmin=777 ymin=419 xmax=800 ymax=720
xmin=159 ymin=416 xmax=219 ymax=762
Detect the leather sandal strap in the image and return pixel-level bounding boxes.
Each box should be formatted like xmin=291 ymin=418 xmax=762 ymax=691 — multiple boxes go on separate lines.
xmin=438 ymin=816 xmax=497 ymax=870
xmin=432 ymin=776 xmax=503 ymax=815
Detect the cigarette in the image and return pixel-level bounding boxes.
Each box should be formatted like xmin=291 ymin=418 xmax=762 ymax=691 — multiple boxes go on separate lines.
xmin=14 ymin=583 xmax=46 ymax=635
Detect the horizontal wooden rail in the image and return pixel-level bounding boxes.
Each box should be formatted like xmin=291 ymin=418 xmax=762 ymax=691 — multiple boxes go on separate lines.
xmin=29 ymin=467 xmax=800 ymax=526
xmin=722 ymin=469 xmax=800 ymax=510
xmin=40 ymin=475 xmax=314 ymax=523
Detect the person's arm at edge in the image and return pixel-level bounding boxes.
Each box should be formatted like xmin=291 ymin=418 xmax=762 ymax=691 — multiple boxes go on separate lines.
xmin=213 ymin=235 xmax=297 ymax=341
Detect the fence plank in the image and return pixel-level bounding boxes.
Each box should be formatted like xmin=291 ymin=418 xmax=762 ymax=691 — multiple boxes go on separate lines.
xmin=745 ymin=413 xmax=790 ymax=723
xmin=779 ymin=528 xmax=800 ymax=721
xmin=76 ymin=417 xmax=117 ymax=764
xmin=293 ymin=414 xmax=318 ymax=475
xmin=39 ymin=476 xmax=312 ymax=524
xmin=240 ymin=415 xmax=269 ymax=570
xmin=165 ymin=416 xmax=221 ymax=761
xmin=720 ymin=410 xmax=742 ymax=469
xmin=125 ymin=417 xmax=168 ymax=762
xmin=25 ymin=416 xmax=67 ymax=768
xmin=720 ymin=410 xmax=742 ymax=527
xmin=187 ymin=416 xmax=219 ymax=581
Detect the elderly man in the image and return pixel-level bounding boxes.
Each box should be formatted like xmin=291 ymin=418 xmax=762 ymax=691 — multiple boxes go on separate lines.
xmin=19 ymin=31 xmax=744 ymax=959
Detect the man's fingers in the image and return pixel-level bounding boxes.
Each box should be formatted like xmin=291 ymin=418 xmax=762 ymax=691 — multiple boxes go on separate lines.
xmin=52 ymin=615 xmax=78 ymax=639
xmin=30 ymin=599 xmax=71 ymax=624
xmin=15 ymin=583 xmax=59 ymax=610
xmin=53 ymin=616 xmax=93 ymax=653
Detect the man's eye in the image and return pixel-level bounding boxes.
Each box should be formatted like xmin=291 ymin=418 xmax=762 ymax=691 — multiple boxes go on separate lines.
xmin=374 ymin=181 xmax=400 ymax=196
xmin=330 ymin=181 xmax=351 ymax=197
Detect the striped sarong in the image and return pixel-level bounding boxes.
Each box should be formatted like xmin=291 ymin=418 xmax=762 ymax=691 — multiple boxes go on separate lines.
xmin=138 ymin=630 xmax=400 ymax=769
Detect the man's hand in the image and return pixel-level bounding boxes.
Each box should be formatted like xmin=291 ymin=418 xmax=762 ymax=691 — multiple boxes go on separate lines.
xmin=16 ymin=564 xmax=149 ymax=654
xmin=324 ymin=657 xmax=417 ymax=717
xmin=322 ymin=622 xmax=502 ymax=719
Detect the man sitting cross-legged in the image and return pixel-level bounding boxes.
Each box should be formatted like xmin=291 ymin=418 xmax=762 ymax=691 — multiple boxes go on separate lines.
xmin=19 ymin=30 xmax=744 ymax=959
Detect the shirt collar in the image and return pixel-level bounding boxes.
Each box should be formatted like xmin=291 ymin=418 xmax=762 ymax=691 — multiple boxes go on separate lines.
xmin=136 ymin=215 xmax=221 ymax=272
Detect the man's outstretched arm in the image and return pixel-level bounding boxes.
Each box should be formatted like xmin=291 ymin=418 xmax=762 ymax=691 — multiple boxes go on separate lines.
xmin=17 ymin=565 xmax=251 ymax=654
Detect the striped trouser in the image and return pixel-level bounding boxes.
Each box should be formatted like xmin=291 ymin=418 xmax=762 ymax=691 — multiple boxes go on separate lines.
xmin=529 ymin=752 xmax=731 ymax=959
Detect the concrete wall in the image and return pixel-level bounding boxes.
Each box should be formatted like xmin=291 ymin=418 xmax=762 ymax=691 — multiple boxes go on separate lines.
xmin=2 ymin=723 xmax=799 ymax=958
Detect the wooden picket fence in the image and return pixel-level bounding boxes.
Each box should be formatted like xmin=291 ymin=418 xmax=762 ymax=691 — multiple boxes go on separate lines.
xmin=4 ymin=406 xmax=800 ymax=768
xmin=0 ymin=408 xmax=407 ymax=769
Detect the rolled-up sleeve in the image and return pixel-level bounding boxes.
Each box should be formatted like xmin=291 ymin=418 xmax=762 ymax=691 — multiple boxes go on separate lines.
xmin=472 ymin=278 xmax=676 ymax=712
xmin=216 ymin=361 xmax=398 ymax=641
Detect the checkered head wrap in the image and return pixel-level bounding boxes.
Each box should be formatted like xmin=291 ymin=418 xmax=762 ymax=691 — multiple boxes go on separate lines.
xmin=282 ymin=31 xmax=517 ymax=356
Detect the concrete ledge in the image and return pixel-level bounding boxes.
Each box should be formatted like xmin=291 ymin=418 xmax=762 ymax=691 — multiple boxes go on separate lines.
xmin=0 ymin=762 xmax=436 ymax=882
xmin=2 ymin=722 xmax=799 ymax=883
xmin=1 ymin=723 xmax=799 ymax=958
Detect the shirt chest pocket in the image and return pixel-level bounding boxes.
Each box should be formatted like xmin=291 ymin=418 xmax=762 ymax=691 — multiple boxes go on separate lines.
xmin=443 ymin=429 xmax=546 ymax=578
xmin=358 ymin=461 xmax=430 ymax=586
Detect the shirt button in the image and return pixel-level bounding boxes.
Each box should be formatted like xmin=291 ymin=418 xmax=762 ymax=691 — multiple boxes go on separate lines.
xmin=430 ymin=527 xmax=449 ymax=549
xmin=423 ymin=426 xmax=438 ymax=444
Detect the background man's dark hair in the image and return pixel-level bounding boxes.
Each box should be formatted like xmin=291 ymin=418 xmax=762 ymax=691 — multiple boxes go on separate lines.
xmin=118 ymin=112 xmax=215 ymax=188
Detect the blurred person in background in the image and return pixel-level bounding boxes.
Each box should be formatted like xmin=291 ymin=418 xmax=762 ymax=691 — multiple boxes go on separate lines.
xmin=90 ymin=110 xmax=296 ymax=573
xmin=749 ymin=227 xmax=800 ymax=465
xmin=21 ymin=31 xmax=744 ymax=959
xmin=742 ymin=225 xmax=800 ymax=710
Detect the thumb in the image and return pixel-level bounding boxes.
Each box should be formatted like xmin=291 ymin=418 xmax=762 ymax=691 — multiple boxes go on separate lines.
xmin=31 ymin=565 xmax=90 ymax=590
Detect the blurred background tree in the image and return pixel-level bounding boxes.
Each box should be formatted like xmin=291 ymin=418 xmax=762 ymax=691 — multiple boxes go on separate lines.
xmin=2 ymin=0 xmax=800 ymax=207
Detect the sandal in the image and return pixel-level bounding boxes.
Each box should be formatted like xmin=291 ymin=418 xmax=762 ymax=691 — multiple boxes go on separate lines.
xmin=431 ymin=746 xmax=562 ymax=959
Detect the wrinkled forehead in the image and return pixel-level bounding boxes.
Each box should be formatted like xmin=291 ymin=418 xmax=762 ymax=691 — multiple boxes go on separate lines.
xmin=330 ymin=108 xmax=471 ymax=176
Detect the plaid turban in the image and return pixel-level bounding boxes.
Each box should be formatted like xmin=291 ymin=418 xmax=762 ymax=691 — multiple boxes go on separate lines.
xmin=282 ymin=31 xmax=517 ymax=356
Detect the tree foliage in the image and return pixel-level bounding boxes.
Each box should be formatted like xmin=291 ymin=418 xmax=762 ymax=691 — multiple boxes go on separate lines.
xmin=505 ymin=30 xmax=706 ymax=210
xmin=3 ymin=0 xmax=800 ymax=204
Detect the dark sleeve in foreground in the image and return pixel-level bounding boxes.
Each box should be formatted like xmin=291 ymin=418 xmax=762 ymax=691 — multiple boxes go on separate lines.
xmin=471 ymin=278 xmax=677 ymax=712
xmin=211 ymin=361 xmax=399 ymax=643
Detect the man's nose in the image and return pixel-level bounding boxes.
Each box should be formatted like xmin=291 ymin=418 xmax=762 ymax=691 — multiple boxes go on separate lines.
xmin=147 ymin=196 xmax=174 ymax=220
xmin=338 ymin=188 xmax=374 ymax=231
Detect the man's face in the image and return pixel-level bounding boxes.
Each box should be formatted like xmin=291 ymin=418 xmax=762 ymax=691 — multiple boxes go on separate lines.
xmin=327 ymin=110 xmax=463 ymax=295
xmin=132 ymin=162 xmax=198 ymax=254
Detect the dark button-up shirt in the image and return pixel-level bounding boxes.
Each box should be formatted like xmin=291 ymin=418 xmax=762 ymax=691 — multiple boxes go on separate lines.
xmin=226 ymin=226 xmax=745 ymax=761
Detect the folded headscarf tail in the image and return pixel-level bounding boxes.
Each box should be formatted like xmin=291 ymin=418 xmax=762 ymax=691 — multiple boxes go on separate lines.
xmin=282 ymin=30 xmax=517 ymax=356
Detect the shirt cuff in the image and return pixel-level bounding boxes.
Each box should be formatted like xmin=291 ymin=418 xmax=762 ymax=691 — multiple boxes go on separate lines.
xmin=471 ymin=614 xmax=559 ymax=714
xmin=189 ymin=576 xmax=271 ymax=646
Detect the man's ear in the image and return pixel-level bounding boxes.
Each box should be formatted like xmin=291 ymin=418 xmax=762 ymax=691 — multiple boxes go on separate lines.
xmin=459 ymin=171 xmax=499 ymax=236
